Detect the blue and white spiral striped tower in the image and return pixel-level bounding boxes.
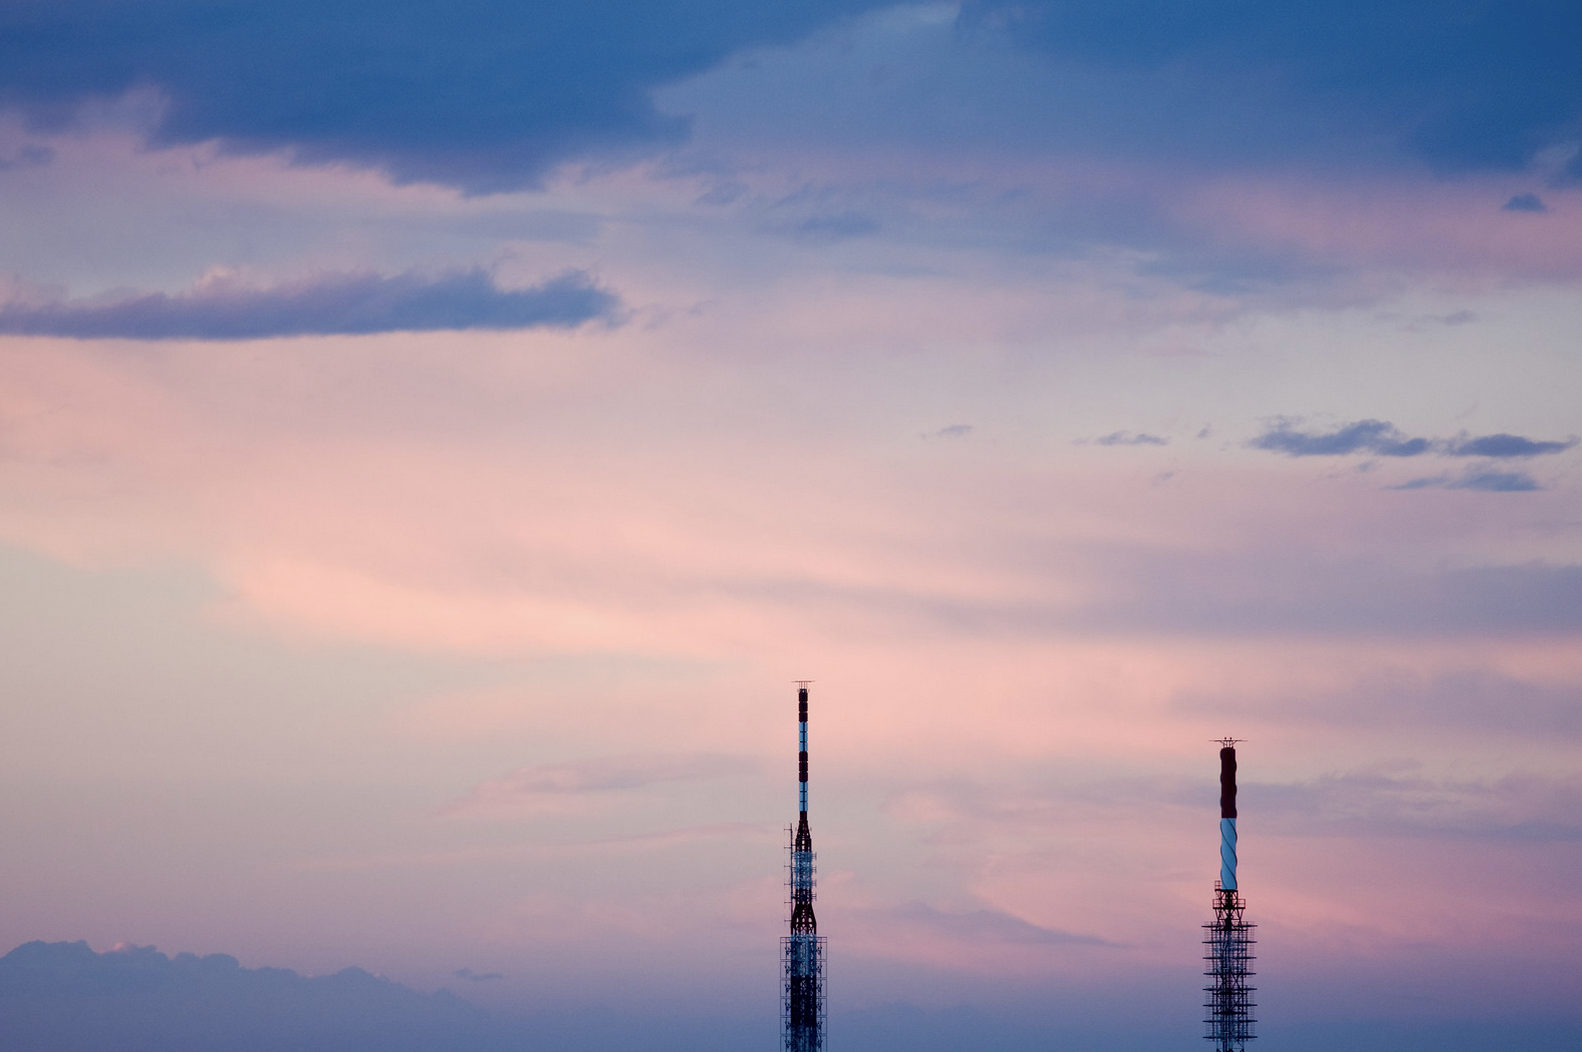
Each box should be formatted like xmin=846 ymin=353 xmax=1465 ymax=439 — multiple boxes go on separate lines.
xmin=782 ymin=683 xmax=826 ymax=1052
xmin=1203 ymin=739 xmax=1256 ymax=1052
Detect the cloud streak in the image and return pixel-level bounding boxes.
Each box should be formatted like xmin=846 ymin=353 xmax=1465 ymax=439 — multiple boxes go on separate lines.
xmin=1392 ymin=468 xmax=1542 ymax=492
xmin=1251 ymin=418 xmax=1577 ymax=463
xmin=1250 ymin=419 xmax=1431 ymax=457
xmin=1258 ymin=769 xmax=1582 ymax=843
xmin=874 ymin=902 xmax=1118 ymax=948
xmin=1087 ymin=431 xmax=1168 ymax=446
xmin=1188 ymin=668 xmax=1582 ymax=740
xmin=0 ymin=269 xmax=619 ymax=340
xmin=440 ymin=754 xmax=755 ymax=818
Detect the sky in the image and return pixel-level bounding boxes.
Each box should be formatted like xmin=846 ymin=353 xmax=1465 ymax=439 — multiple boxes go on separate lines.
xmin=0 ymin=2 xmax=1580 ymax=1049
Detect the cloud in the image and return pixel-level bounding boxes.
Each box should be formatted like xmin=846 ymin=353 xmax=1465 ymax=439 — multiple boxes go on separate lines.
xmin=1180 ymin=667 xmax=1582 ymax=740
xmin=1088 ymin=431 xmax=1168 ymax=446
xmin=1055 ymin=556 xmax=1582 ymax=639
xmin=440 ymin=753 xmax=755 ymax=817
xmin=0 ymin=268 xmax=619 ymax=340
xmin=1393 ymin=468 xmax=1542 ymax=492
xmin=5 ymin=0 xmax=1576 ymax=197
xmin=1251 ymin=418 xmax=1577 ymax=465
xmin=1503 ymin=193 xmax=1548 ymax=213
xmin=1442 ymin=432 xmax=1578 ymax=457
xmin=1450 ymin=469 xmax=1542 ymax=491
xmin=0 ymin=143 xmax=52 ymax=171
xmin=0 ymin=941 xmax=516 ymax=1052
xmin=453 ymin=968 xmax=503 ymax=982
xmin=857 ymin=902 xmax=1118 ymax=948
xmin=959 ymin=1 xmax=1582 ymax=174
xmin=928 ymin=424 xmax=974 ymax=439
xmin=0 ymin=0 xmax=889 ymax=192
xmin=1250 ymin=418 xmax=1431 ymax=457
xmin=1257 ymin=769 xmax=1582 ymax=842
xmin=793 ymin=212 xmax=881 ymax=241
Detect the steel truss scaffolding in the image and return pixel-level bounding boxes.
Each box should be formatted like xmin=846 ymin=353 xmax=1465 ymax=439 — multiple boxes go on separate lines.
xmin=782 ymin=820 xmax=826 ymax=1052
xmin=1203 ymin=884 xmax=1256 ymax=1051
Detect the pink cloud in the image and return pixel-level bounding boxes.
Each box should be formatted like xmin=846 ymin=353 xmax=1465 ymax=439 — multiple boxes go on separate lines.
xmin=439 ymin=754 xmax=756 ymax=818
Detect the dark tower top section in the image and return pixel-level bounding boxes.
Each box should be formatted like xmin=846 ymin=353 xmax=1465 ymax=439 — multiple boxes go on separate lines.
xmin=1219 ymin=747 xmax=1238 ymax=819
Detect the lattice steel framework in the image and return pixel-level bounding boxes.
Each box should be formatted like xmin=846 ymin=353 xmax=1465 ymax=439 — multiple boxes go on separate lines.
xmin=782 ymin=684 xmax=825 ymax=1052
xmin=1203 ymin=885 xmax=1256 ymax=1051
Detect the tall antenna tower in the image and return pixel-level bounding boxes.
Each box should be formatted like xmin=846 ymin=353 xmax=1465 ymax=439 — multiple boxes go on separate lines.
xmin=782 ymin=683 xmax=826 ymax=1052
xmin=1204 ymin=739 xmax=1256 ymax=1051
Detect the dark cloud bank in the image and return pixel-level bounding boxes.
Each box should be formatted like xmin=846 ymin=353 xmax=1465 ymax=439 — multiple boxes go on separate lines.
xmin=0 ymin=269 xmax=618 ymax=339
xmin=0 ymin=941 xmax=1161 ymax=1052
xmin=11 ymin=941 xmax=1571 ymax=1052
xmin=0 ymin=0 xmax=891 ymax=192
xmin=0 ymin=942 xmax=517 ymax=1052
xmin=1 ymin=2 xmax=1579 ymax=190
xmin=0 ymin=942 xmax=773 ymax=1052
xmin=960 ymin=0 xmax=1582 ymax=177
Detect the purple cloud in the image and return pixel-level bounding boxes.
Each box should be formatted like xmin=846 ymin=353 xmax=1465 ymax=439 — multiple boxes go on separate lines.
xmin=1442 ymin=432 xmax=1577 ymax=458
xmin=1502 ymin=193 xmax=1548 ymax=213
xmin=1252 ymin=418 xmax=1576 ymax=469
xmin=1250 ymin=418 xmax=1431 ymax=457
xmin=440 ymin=753 xmax=754 ymax=817
xmin=1256 ymin=770 xmax=1582 ymax=842
xmin=0 ymin=269 xmax=619 ymax=340
xmin=1082 ymin=431 xmax=1168 ymax=446
xmin=1393 ymin=469 xmax=1543 ymax=492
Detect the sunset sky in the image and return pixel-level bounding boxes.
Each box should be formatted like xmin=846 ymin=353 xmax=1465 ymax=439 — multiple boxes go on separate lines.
xmin=0 ymin=2 xmax=1580 ymax=1049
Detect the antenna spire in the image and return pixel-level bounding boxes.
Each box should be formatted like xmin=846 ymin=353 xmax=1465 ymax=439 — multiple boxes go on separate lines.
xmin=1204 ymin=739 xmax=1255 ymax=1051
xmin=782 ymin=683 xmax=825 ymax=1052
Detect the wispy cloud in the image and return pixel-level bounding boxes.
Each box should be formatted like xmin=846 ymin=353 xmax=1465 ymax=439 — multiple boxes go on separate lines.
xmin=1258 ymin=769 xmax=1582 ymax=842
xmin=886 ymin=903 xmax=1116 ymax=947
xmin=1392 ymin=468 xmax=1542 ymax=492
xmin=453 ymin=967 xmax=503 ymax=981
xmin=846 ymin=902 xmax=1118 ymax=950
xmin=793 ymin=211 xmax=881 ymax=241
xmin=1079 ymin=431 xmax=1168 ymax=446
xmin=0 ymin=268 xmax=620 ymax=340
xmin=439 ymin=754 xmax=755 ymax=818
xmin=1441 ymin=432 xmax=1577 ymax=457
xmin=1250 ymin=418 xmax=1431 ymax=456
xmin=289 ymin=823 xmax=769 ymax=872
xmin=1178 ymin=667 xmax=1582 ymax=739
xmin=1503 ymin=193 xmax=1548 ymax=213
xmin=1251 ymin=418 xmax=1576 ymax=464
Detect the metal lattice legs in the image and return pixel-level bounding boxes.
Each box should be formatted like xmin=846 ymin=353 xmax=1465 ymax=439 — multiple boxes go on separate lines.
xmin=1203 ymin=886 xmax=1256 ymax=1051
